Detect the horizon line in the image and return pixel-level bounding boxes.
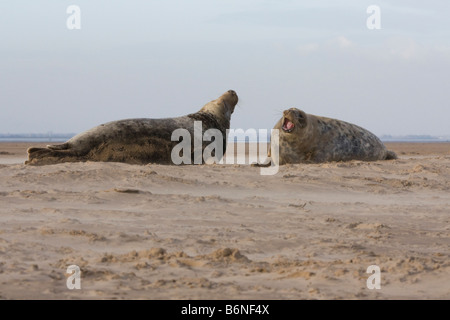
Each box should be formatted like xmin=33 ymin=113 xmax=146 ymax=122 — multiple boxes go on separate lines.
xmin=0 ymin=133 xmax=449 ymax=143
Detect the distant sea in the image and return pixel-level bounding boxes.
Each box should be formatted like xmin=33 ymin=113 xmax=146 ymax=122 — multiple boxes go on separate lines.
xmin=0 ymin=134 xmax=75 ymax=143
xmin=0 ymin=133 xmax=449 ymax=143
xmin=378 ymin=135 xmax=450 ymax=143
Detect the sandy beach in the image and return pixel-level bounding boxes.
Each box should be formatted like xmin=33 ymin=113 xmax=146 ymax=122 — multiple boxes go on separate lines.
xmin=0 ymin=141 xmax=449 ymax=300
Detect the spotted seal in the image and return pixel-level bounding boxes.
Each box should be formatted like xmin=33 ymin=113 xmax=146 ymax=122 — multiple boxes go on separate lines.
xmin=26 ymin=90 xmax=238 ymax=165
xmin=271 ymin=108 xmax=397 ymax=164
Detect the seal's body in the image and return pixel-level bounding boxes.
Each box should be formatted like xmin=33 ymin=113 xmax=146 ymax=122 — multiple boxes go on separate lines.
xmin=272 ymin=108 xmax=397 ymax=164
xmin=26 ymin=90 xmax=238 ymax=165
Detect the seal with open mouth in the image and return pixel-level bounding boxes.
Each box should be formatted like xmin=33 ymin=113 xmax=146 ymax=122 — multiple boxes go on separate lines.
xmin=25 ymin=90 xmax=238 ymax=165
xmin=271 ymin=108 xmax=397 ymax=164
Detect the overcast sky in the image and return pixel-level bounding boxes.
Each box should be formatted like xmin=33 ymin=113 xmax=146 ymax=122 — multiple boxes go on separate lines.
xmin=1 ymin=1 xmax=449 ymax=137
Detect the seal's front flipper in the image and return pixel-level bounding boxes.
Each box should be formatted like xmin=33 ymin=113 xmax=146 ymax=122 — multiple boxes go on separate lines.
xmin=251 ymin=162 xmax=271 ymax=168
xmin=385 ymin=150 xmax=398 ymax=160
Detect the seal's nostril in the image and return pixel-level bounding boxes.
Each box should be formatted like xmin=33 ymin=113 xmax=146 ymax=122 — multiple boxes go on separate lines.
xmin=228 ymin=90 xmax=236 ymax=95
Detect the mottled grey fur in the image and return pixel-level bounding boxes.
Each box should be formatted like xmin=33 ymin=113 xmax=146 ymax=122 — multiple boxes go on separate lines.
xmin=272 ymin=108 xmax=397 ymax=164
xmin=26 ymin=90 xmax=238 ymax=165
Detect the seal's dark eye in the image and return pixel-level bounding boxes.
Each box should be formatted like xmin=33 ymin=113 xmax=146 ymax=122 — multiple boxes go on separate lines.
xmin=298 ymin=114 xmax=303 ymax=119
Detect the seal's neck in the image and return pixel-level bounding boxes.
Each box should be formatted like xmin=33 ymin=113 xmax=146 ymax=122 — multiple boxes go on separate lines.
xmin=199 ymin=101 xmax=231 ymax=125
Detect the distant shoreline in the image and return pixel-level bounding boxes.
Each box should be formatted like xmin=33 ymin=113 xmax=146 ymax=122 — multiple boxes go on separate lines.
xmin=0 ymin=137 xmax=449 ymax=143
xmin=0 ymin=138 xmax=70 ymax=143
xmin=1 ymin=131 xmax=450 ymax=142
xmin=0 ymin=134 xmax=75 ymax=143
xmin=1 ymin=139 xmax=450 ymax=143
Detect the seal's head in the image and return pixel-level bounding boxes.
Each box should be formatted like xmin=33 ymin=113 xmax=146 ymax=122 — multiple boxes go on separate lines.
xmin=281 ymin=108 xmax=307 ymax=134
xmin=200 ymin=90 xmax=238 ymax=121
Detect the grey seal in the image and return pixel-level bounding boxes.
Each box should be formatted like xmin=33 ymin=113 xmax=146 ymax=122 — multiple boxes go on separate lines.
xmin=271 ymin=108 xmax=397 ymax=164
xmin=26 ymin=90 xmax=238 ymax=165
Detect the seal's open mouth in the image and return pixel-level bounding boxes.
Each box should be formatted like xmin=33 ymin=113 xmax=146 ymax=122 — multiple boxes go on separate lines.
xmin=282 ymin=118 xmax=295 ymax=133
